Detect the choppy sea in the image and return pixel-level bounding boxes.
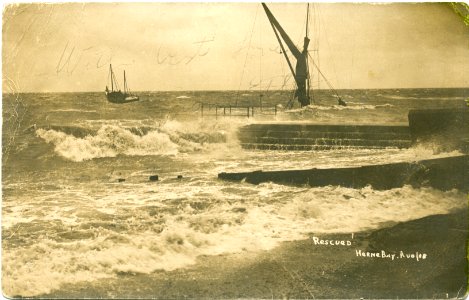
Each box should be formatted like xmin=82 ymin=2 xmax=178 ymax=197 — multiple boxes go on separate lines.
xmin=2 ymin=88 xmax=468 ymax=297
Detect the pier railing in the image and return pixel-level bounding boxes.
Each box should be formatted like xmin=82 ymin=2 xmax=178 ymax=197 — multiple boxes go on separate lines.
xmin=199 ymin=103 xmax=277 ymax=119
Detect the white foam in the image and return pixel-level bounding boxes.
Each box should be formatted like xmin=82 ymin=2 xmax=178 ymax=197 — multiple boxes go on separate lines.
xmin=3 ymin=183 xmax=465 ymax=297
xmin=49 ymin=109 xmax=97 ymax=113
xmin=36 ymin=119 xmax=243 ymax=162
xmin=296 ymin=103 xmax=394 ymax=111
xmin=36 ymin=126 xmax=178 ymax=161
xmin=383 ymin=95 xmax=465 ymax=101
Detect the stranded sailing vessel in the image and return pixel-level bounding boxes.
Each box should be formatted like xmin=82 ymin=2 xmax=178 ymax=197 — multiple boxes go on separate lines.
xmin=261 ymin=3 xmax=346 ymax=108
xmin=105 ymin=64 xmax=139 ymax=104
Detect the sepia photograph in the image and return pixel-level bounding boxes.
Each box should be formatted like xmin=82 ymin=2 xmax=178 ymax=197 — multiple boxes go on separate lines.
xmin=2 ymin=2 xmax=469 ymax=298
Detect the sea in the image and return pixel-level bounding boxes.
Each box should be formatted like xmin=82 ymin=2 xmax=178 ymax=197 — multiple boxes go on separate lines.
xmin=2 ymin=88 xmax=468 ymax=297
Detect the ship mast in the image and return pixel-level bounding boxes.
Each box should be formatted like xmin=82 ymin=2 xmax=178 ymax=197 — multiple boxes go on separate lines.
xmin=261 ymin=3 xmax=311 ymax=107
xmin=109 ymin=64 xmax=121 ymax=92
xmin=306 ymin=3 xmax=311 ymax=103
xmin=124 ymin=70 xmax=127 ymax=94
xmin=110 ymin=64 xmax=114 ymax=92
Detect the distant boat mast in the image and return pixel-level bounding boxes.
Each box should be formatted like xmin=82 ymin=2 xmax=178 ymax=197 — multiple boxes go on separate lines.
xmin=105 ymin=64 xmax=139 ymax=104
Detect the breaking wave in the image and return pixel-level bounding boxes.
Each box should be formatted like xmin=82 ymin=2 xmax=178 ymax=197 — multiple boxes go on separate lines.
xmin=383 ymin=95 xmax=466 ymax=101
xmin=282 ymin=103 xmax=394 ymax=115
xmin=36 ymin=120 xmax=237 ymax=162
xmin=49 ymin=109 xmax=98 ymax=113
xmin=304 ymin=103 xmax=394 ymax=111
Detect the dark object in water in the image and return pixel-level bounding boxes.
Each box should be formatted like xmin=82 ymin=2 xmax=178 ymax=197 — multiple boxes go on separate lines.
xmin=232 ymin=207 xmax=247 ymax=213
xmin=105 ymin=64 xmax=139 ymax=104
xmin=338 ymin=97 xmax=347 ymax=106
xmin=218 ymin=155 xmax=469 ymax=192
xmin=177 ymin=175 xmax=183 ymax=179
xmin=117 ymin=178 xmax=126 ymax=182
xmin=149 ymin=175 xmax=159 ymax=181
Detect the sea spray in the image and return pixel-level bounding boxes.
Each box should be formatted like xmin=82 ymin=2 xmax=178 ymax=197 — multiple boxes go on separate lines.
xmin=3 ymin=90 xmax=468 ymax=297
xmin=303 ymin=103 xmax=395 ymax=111
xmin=35 ymin=119 xmax=245 ymax=162
xmin=3 ymin=183 xmax=465 ymax=297
xmin=36 ymin=126 xmax=179 ymax=161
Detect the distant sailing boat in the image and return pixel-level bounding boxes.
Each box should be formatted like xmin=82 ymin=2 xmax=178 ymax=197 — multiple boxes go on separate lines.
xmin=105 ymin=64 xmax=139 ymax=104
xmin=261 ymin=3 xmax=346 ymax=108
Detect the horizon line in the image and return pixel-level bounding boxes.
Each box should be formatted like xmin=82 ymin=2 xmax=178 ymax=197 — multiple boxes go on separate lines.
xmin=3 ymin=86 xmax=469 ymax=95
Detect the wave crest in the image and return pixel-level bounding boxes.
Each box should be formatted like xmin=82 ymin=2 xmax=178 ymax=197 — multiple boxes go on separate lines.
xmin=288 ymin=103 xmax=394 ymax=112
xmin=36 ymin=121 xmax=231 ymax=162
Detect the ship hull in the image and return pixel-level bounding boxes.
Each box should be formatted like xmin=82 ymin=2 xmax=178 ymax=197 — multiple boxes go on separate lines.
xmin=105 ymin=91 xmax=139 ymax=104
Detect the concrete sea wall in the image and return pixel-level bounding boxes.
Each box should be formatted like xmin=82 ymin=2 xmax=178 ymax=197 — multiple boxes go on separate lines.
xmin=218 ymin=155 xmax=469 ymax=191
xmin=238 ymin=123 xmax=412 ymax=150
xmin=237 ymin=108 xmax=468 ymax=151
xmin=221 ymin=108 xmax=469 ymax=190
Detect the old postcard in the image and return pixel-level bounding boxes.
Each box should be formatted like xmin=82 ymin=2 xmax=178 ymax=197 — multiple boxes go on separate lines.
xmin=2 ymin=2 xmax=468 ymax=298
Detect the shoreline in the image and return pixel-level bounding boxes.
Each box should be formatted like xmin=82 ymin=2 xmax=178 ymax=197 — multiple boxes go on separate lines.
xmin=33 ymin=208 xmax=468 ymax=299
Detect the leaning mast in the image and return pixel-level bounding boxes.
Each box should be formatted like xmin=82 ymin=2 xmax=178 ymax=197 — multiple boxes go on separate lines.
xmin=261 ymin=3 xmax=311 ymax=107
xmin=306 ymin=4 xmax=311 ymax=102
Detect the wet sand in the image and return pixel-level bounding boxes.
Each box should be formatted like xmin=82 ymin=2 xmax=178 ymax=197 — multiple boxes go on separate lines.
xmin=41 ymin=208 xmax=467 ymax=299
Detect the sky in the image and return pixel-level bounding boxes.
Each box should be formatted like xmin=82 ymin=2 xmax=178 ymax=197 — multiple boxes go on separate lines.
xmin=2 ymin=2 xmax=469 ymax=92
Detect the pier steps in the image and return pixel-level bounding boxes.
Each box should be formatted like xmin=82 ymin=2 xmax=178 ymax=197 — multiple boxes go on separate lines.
xmin=238 ymin=123 xmax=411 ymax=150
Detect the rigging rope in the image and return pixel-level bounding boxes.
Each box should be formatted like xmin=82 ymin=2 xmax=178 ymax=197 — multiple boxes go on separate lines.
xmin=312 ymin=3 xmax=321 ymax=91
xmin=269 ymin=19 xmax=296 ymax=86
xmin=236 ymin=4 xmax=259 ymax=106
xmin=308 ymin=52 xmax=341 ymax=99
xmin=107 ymin=68 xmax=111 ymax=90
xmin=109 ymin=66 xmax=121 ymax=92
xmin=317 ymin=5 xmax=340 ymax=92
xmin=305 ymin=3 xmax=313 ymax=104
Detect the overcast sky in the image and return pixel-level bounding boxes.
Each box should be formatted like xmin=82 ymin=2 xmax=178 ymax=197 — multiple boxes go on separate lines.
xmin=3 ymin=2 xmax=469 ymax=92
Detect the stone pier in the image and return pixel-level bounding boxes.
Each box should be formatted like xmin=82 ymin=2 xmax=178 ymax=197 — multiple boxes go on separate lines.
xmin=237 ymin=123 xmax=412 ymax=150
